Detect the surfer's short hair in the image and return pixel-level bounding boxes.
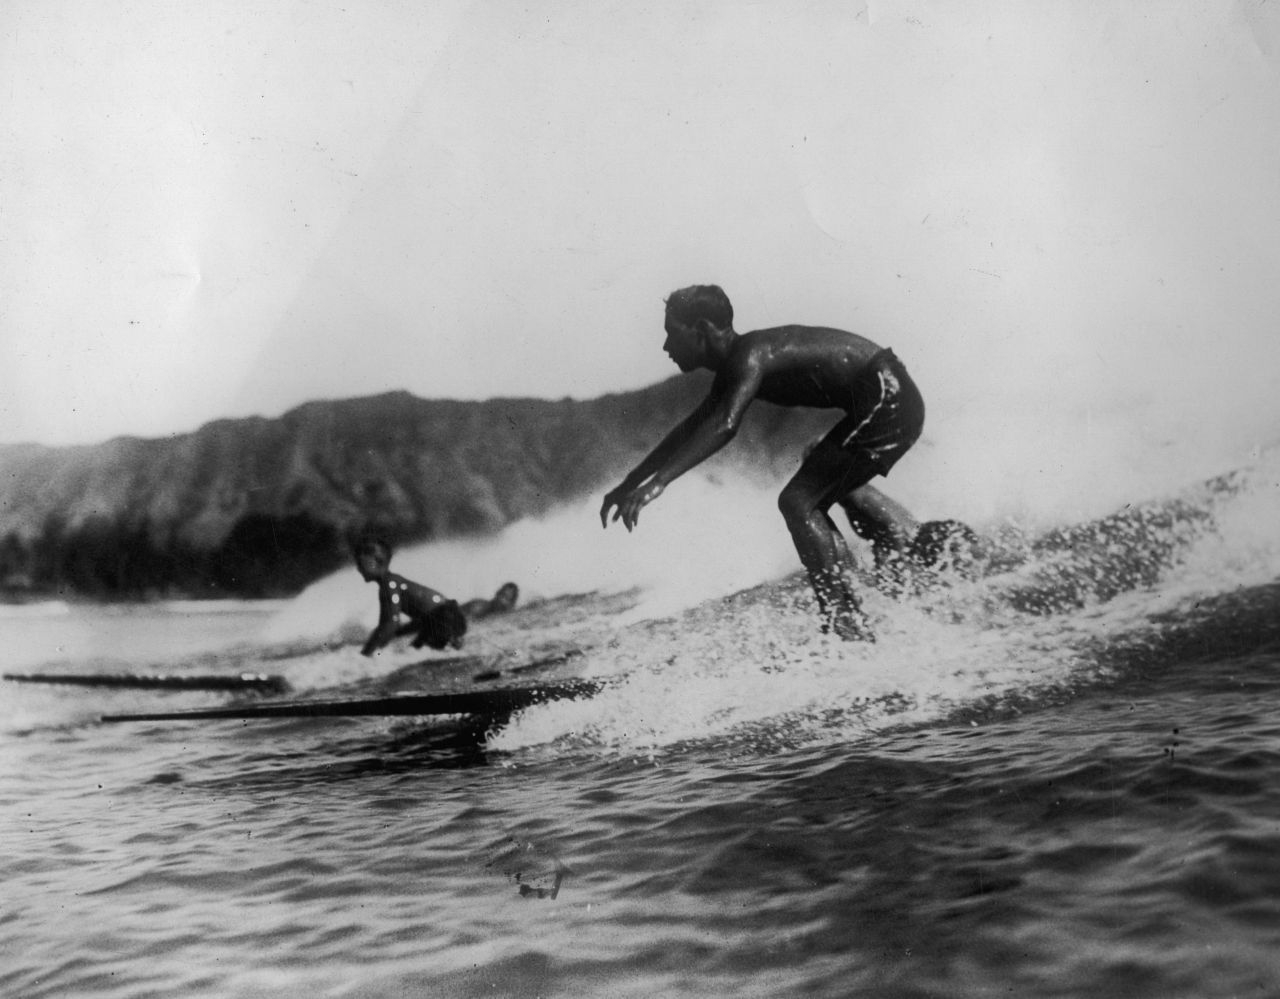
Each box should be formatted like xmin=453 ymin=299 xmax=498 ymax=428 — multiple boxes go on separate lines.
xmin=665 ymin=285 xmax=733 ymax=331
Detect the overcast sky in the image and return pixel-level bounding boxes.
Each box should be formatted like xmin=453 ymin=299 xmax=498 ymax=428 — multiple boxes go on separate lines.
xmin=4 ymin=1 xmax=1280 ymax=465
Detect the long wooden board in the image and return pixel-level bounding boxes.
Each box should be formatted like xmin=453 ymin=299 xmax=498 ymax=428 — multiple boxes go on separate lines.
xmin=101 ymin=677 xmax=605 ymax=723
xmin=5 ymin=671 xmax=291 ymax=694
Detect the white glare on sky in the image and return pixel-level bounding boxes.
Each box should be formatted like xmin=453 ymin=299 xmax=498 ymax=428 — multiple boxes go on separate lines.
xmin=3 ymin=0 xmax=1280 ymax=494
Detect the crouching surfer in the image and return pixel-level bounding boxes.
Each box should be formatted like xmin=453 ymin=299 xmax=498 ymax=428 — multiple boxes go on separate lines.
xmin=600 ymin=284 xmax=926 ymax=641
xmin=353 ymin=535 xmax=467 ymax=656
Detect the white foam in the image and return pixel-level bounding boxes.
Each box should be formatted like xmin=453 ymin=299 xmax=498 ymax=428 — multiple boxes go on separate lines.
xmin=256 ymin=444 xmax=1280 ymax=755
xmin=488 ymin=591 xmax=1091 ymax=757
xmin=492 ymin=456 xmax=1280 ymax=757
xmin=262 ymin=470 xmax=799 ymax=643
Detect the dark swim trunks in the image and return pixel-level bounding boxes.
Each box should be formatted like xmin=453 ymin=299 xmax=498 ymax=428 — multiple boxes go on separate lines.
xmin=410 ymin=600 xmax=468 ymax=650
xmin=829 ymin=348 xmax=924 ymax=475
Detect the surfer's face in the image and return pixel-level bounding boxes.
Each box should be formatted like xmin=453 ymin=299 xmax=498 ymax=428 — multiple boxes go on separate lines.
xmin=355 ymin=548 xmax=388 ymax=581
xmin=663 ymin=315 xmax=702 ymax=372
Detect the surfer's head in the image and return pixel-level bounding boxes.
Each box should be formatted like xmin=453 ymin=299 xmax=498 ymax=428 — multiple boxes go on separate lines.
xmin=493 ymin=582 xmax=519 ymax=612
xmin=353 ymin=533 xmax=392 ymax=581
xmin=664 ymin=285 xmax=734 ymax=371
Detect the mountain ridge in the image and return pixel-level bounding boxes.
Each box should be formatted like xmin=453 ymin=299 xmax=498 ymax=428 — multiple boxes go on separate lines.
xmin=0 ymin=375 xmax=836 ymax=598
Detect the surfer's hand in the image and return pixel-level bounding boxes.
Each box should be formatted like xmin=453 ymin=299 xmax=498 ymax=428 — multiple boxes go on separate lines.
xmin=615 ymin=481 xmax=664 ymax=531
xmin=600 ymin=485 xmax=628 ymax=528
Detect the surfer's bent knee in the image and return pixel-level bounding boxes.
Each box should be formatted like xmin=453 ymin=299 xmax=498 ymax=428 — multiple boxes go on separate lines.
xmin=777 ymin=483 xmax=823 ymax=525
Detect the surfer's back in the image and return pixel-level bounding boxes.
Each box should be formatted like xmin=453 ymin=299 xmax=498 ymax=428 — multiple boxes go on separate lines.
xmin=725 ymin=326 xmax=885 ymax=411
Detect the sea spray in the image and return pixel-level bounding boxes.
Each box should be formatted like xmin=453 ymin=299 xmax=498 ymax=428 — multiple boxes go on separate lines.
xmin=246 ymin=446 xmax=1280 ymax=752
xmin=491 ymin=452 xmax=1280 ymax=757
xmin=262 ymin=470 xmax=801 ymax=646
xmin=487 ymin=579 xmax=1093 ymax=758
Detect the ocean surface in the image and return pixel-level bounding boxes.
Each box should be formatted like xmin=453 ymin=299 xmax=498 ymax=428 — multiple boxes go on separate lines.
xmin=4 ymin=457 xmax=1280 ymax=999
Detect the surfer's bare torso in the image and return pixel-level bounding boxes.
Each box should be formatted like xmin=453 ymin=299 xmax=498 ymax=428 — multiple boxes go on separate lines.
xmin=704 ymin=326 xmax=884 ymax=418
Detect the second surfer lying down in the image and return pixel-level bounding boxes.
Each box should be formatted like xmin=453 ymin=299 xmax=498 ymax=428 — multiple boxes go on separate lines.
xmin=461 ymin=581 xmax=520 ymax=620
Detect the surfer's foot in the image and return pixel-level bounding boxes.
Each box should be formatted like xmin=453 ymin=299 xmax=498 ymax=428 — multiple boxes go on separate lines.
xmin=821 ymin=612 xmax=876 ymax=643
xmin=873 ymin=558 xmax=910 ymax=599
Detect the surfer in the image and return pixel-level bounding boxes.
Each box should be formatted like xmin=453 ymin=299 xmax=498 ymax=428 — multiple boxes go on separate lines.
xmin=461 ymin=581 xmax=520 ymax=620
xmin=600 ymin=284 xmax=925 ymax=641
xmin=353 ymin=535 xmax=467 ymax=656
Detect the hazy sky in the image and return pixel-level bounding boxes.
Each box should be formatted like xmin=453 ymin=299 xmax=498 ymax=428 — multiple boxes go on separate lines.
xmin=4 ymin=1 xmax=1280 ymax=464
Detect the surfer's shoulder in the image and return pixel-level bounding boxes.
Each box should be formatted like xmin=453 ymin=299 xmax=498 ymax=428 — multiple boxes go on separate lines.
xmin=718 ymin=329 xmax=783 ymax=380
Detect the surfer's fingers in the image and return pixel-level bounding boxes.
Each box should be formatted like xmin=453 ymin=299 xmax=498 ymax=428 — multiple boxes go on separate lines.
xmin=601 ymin=498 xmax=622 ymax=528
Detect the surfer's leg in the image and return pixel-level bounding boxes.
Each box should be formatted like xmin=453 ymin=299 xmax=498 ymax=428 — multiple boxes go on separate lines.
xmin=839 ymin=484 xmax=921 ymax=592
xmin=779 ymin=439 xmax=880 ymax=640
xmin=842 ymin=484 xmax=918 ymax=554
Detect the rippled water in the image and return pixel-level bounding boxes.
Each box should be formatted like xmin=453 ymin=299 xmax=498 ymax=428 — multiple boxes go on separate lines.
xmin=5 ymin=467 xmax=1280 ymax=998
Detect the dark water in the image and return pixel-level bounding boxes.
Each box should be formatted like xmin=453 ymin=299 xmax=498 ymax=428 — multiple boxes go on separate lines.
xmin=4 ymin=464 xmax=1280 ymax=998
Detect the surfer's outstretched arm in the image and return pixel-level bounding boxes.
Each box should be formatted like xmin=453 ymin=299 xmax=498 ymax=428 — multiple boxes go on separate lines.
xmin=600 ymin=400 xmax=737 ymax=529
xmin=600 ymin=400 xmax=710 ymax=528
xmin=361 ymin=593 xmax=399 ymax=656
xmin=601 ymin=358 xmax=759 ymax=530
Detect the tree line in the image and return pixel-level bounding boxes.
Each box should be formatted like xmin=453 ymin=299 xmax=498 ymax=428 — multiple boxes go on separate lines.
xmin=0 ymin=512 xmax=354 ymax=600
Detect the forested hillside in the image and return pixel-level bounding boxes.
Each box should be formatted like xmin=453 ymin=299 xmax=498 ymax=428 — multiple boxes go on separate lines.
xmin=0 ymin=375 xmax=833 ymax=598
